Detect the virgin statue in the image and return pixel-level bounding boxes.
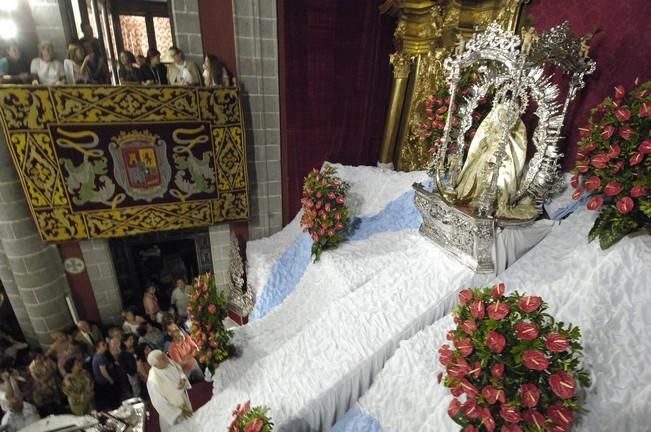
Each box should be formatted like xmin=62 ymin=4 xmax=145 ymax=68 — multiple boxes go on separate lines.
xmin=454 ymin=103 xmax=537 ymax=219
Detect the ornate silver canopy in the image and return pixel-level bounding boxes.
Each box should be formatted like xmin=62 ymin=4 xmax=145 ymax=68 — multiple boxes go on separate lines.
xmin=415 ymin=22 xmax=595 ymax=273
xmin=227 ymin=231 xmax=255 ymax=316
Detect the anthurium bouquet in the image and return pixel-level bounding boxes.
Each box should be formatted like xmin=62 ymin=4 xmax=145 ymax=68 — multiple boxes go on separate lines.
xmin=439 ymin=284 xmax=590 ymax=432
xmin=300 ymin=165 xmax=350 ymax=261
xmin=418 ymin=71 xmax=492 ymax=176
xmin=187 ymin=272 xmax=234 ymax=372
xmin=229 ymin=401 xmax=273 ymax=432
xmin=572 ymin=80 xmax=651 ymax=249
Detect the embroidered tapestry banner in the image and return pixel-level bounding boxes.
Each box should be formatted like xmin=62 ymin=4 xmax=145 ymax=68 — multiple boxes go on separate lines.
xmin=0 ymin=86 xmax=249 ymax=241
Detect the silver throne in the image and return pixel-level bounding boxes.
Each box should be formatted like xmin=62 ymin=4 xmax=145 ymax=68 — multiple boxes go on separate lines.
xmin=414 ymin=22 xmax=596 ymax=273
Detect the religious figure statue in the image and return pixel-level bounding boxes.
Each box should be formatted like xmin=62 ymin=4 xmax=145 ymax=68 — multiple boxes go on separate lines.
xmin=579 ymin=39 xmax=591 ymax=59
xmin=454 ymin=34 xmax=466 ymax=56
xmin=454 ymin=103 xmax=537 ymax=219
xmin=579 ymin=28 xmax=601 ymax=59
xmin=521 ymin=27 xmax=538 ymax=54
xmin=414 ymin=22 xmax=596 ymax=272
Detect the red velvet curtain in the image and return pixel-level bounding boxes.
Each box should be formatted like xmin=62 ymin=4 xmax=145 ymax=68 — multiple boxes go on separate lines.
xmin=278 ymin=0 xmax=395 ymax=221
xmin=528 ymin=0 xmax=651 ymax=168
xmin=277 ymin=1 xmax=651 ymax=220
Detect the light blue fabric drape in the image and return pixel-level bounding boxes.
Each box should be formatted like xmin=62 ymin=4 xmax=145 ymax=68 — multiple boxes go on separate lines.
xmin=251 ymin=189 xmax=422 ymax=319
xmin=330 ymin=407 xmax=383 ymax=432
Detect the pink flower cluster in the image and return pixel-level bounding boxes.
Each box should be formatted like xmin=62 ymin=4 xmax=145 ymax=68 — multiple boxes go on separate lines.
xmin=417 ymin=73 xmax=491 ymax=158
xmin=188 ymin=272 xmax=233 ymax=371
xmin=572 ymin=80 xmax=650 ymax=248
xmin=300 ymin=165 xmax=350 ymax=261
xmin=439 ymin=284 xmax=589 ymax=432
xmin=229 ymin=401 xmax=273 ymax=432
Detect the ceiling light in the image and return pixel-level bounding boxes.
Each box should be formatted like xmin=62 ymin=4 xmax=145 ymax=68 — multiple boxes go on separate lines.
xmin=0 ymin=19 xmax=17 ymax=39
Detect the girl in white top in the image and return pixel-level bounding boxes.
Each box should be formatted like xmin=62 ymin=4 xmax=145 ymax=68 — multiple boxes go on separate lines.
xmin=202 ymin=54 xmax=235 ymax=88
xmin=63 ymin=42 xmax=91 ymax=84
xmin=30 ymin=42 xmax=64 ymax=85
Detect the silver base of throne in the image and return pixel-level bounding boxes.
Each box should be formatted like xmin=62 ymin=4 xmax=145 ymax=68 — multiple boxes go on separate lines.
xmin=413 ymin=183 xmax=535 ymax=274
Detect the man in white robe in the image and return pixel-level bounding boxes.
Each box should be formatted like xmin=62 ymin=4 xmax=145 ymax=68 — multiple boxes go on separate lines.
xmin=146 ymin=350 xmax=193 ymax=432
xmin=1 ymin=398 xmax=40 ymax=432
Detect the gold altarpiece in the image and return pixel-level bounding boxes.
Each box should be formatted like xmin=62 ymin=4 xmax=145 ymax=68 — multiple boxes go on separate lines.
xmin=378 ymin=0 xmax=530 ymax=171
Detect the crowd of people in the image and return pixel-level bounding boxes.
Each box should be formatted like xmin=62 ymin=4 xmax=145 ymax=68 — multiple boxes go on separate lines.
xmin=0 ymin=23 xmax=234 ymax=87
xmin=0 ymin=277 xmax=198 ymax=431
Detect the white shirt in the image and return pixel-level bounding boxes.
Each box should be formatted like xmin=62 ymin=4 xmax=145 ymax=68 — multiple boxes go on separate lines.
xmin=202 ymin=68 xmax=214 ymax=86
xmin=123 ymin=320 xmax=141 ymax=334
xmin=1 ymin=401 xmax=40 ymax=432
xmin=30 ymin=58 xmax=64 ymax=85
xmin=170 ymin=286 xmax=190 ymax=317
xmin=63 ymin=58 xmax=90 ymax=84
xmin=175 ymin=62 xmax=197 ymax=85
xmin=0 ymin=378 xmax=23 ymax=413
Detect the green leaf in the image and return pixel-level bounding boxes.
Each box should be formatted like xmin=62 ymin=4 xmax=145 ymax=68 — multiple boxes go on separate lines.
xmin=588 ymin=216 xmax=605 ymax=243
xmin=640 ymin=199 xmax=651 ymax=219
xmin=599 ymin=219 xmax=637 ymax=249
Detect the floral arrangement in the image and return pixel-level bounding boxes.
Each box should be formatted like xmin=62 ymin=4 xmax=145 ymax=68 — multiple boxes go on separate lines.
xmin=418 ymin=71 xmax=492 ymax=176
xmin=229 ymin=401 xmax=274 ymax=432
xmin=187 ymin=272 xmax=234 ymax=372
xmin=572 ymin=80 xmax=650 ymax=249
xmin=439 ymin=284 xmax=590 ymax=432
xmin=300 ymin=165 xmax=350 ymax=261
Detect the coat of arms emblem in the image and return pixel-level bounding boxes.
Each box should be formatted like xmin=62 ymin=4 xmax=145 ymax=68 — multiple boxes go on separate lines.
xmin=109 ymin=130 xmax=172 ymax=201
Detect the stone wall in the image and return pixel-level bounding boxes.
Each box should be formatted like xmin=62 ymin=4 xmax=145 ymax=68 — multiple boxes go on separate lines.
xmin=79 ymin=240 xmax=123 ymax=325
xmin=156 ymin=0 xmax=286 ymax=242
xmin=208 ymin=225 xmax=231 ymax=295
xmin=233 ymin=0 xmax=283 ymax=240
xmin=170 ymin=0 xmax=204 ymax=66
xmin=0 ymin=135 xmax=73 ymax=348
xmin=0 ymin=240 xmax=36 ymax=345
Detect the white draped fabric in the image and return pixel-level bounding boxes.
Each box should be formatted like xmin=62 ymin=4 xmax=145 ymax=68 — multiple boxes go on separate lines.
xmin=214 ymin=165 xmax=429 ymax=387
xmin=177 ymin=165 xmax=574 ymax=432
xmin=176 ymin=229 xmax=492 ymax=431
xmin=493 ymin=219 xmax=554 ymax=274
xmin=245 ymin=164 xmax=429 ymax=299
xmin=343 ymin=208 xmax=651 ymax=431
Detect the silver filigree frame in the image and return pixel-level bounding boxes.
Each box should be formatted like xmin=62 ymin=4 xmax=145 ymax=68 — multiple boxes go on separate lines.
xmin=430 ymin=22 xmax=595 ymax=215
xmin=417 ymin=22 xmax=595 ymax=272
xmin=414 ymin=183 xmax=496 ymax=272
xmin=227 ymin=230 xmax=254 ymax=316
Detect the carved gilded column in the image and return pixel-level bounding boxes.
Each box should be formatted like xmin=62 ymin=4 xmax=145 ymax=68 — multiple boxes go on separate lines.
xmin=377 ymin=0 xmax=530 ymax=171
xmin=378 ymin=53 xmax=412 ymax=166
xmin=377 ymin=0 xmax=443 ymax=168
